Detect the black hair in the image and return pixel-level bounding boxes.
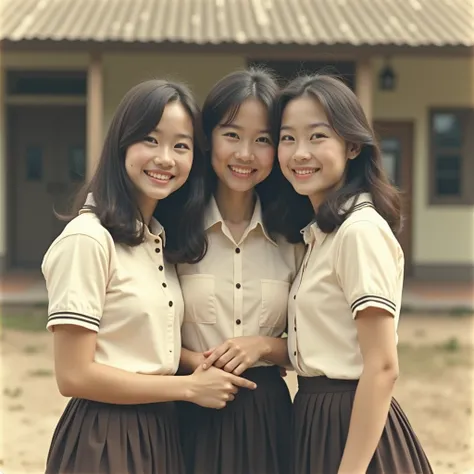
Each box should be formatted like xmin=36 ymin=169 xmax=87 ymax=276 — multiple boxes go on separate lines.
xmin=66 ymin=79 xmax=207 ymax=264
xmin=201 ymin=67 xmax=284 ymax=234
xmin=270 ymin=74 xmax=401 ymax=242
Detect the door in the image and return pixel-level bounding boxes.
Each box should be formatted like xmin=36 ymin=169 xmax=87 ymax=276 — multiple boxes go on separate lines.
xmin=374 ymin=121 xmax=414 ymax=275
xmin=8 ymin=106 xmax=86 ymax=268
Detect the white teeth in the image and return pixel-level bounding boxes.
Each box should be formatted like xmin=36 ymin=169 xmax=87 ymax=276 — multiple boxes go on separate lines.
xmin=294 ymin=169 xmax=317 ymax=175
xmin=146 ymin=171 xmax=171 ymax=180
xmin=230 ymin=166 xmax=253 ymax=175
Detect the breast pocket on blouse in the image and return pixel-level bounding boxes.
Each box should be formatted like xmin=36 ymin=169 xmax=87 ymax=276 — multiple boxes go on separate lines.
xmin=260 ymin=279 xmax=290 ymax=329
xmin=179 ymin=274 xmax=217 ymax=324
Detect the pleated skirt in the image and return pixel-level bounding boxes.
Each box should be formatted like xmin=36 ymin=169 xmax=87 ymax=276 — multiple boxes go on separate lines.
xmin=45 ymin=398 xmax=185 ymax=474
xmin=293 ymin=376 xmax=433 ymax=474
xmin=178 ymin=365 xmax=292 ymax=474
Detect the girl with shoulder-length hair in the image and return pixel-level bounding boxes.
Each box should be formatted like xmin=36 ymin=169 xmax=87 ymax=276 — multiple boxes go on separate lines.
xmin=273 ymin=74 xmax=433 ymax=474
xmin=42 ymin=79 xmax=256 ymax=474
xmin=177 ymin=68 xmax=304 ymax=474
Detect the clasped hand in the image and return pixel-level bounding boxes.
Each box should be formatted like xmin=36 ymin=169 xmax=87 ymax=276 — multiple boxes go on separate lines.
xmin=202 ymin=336 xmax=266 ymax=376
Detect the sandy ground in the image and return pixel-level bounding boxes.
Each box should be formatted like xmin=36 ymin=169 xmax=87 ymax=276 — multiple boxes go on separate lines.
xmin=0 ymin=313 xmax=473 ymax=474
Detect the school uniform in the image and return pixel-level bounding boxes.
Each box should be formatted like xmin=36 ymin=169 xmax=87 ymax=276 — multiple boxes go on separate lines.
xmin=41 ymin=207 xmax=185 ymax=474
xmin=177 ymin=195 xmax=303 ymax=474
xmin=287 ymin=193 xmax=433 ymax=474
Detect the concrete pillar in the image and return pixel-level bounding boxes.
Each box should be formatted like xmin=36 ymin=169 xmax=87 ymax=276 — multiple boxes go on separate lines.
xmin=0 ymin=48 xmax=7 ymax=273
xmin=86 ymin=52 xmax=103 ymax=181
xmin=356 ymin=58 xmax=373 ymax=125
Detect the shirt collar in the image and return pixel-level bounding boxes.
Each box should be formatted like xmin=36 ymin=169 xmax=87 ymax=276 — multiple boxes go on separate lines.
xmin=300 ymin=192 xmax=374 ymax=245
xmin=80 ymin=193 xmax=166 ymax=246
xmin=205 ymin=195 xmax=277 ymax=246
xmin=341 ymin=192 xmax=373 ymax=212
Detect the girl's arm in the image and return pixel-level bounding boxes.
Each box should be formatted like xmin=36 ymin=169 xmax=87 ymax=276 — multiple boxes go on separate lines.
xmin=54 ymin=325 xmax=256 ymax=408
xmin=202 ymin=335 xmax=290 ymax=375
xmin=180 ymin=347 xmax=205 ymax=374
xmin=337 ymin=307 xmax=399 ymax=474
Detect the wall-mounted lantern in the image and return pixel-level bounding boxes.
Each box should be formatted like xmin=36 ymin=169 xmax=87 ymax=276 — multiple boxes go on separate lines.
xmin=379 ymin=58 xmax=396 ymax=91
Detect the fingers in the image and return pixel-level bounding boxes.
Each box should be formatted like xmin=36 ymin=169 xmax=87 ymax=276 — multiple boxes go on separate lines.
xmin=213 ymin=347 xmax=239 ymax=369
xmin=202 ymin=343 xmax=229 ymax=369
xmin=223 ymin=357 xmax=242 ymax=374
xmin=229 ymin=374 xmax=257 ymax=390
xmin=232 ymin=363 xmax=248 ymax=376
xmin=203 ymin=347 xmax=215 ymax=358
xmin=213 ymin=390 xmax=236 ymax=410
xmin=279 ymin=367 xmax=287 ymax=377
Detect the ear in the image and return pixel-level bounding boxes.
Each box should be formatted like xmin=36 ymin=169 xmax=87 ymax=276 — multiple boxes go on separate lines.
xmin=347 ymin=143 xmax=361 ymax=160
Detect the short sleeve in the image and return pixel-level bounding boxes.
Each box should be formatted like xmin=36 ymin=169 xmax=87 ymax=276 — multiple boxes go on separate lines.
xmin=41 ymin=234 xmax=109 ymax=332
xmin=335 ymin=220 xmax=403 ymax=318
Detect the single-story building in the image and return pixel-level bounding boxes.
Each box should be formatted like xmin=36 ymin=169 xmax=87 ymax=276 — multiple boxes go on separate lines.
xmin=1 ymin=0 xmax=473 ymax=282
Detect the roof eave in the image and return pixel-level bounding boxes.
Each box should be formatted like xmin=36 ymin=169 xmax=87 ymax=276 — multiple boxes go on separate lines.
xmin=1 ymin=39 xmax=473 ymax=58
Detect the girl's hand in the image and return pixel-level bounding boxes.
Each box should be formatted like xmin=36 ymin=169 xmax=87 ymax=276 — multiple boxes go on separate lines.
xmin=202 ymin=336 xmax=269 ymax=375
xmin=188 ymin=365 xmax=256 ymax=409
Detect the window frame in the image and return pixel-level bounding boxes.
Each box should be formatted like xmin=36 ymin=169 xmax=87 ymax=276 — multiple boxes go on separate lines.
xmin=429 ymin=107 xmax=474 ymax=205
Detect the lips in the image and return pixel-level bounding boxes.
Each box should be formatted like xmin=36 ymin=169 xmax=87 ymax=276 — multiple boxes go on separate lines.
xmin=144 ymin=170 xmax=174 ymax=181
xmin=292 ymin=168 xmax=321 ymax=179
xmin=228 ymin=165 xmax=256 ymax=178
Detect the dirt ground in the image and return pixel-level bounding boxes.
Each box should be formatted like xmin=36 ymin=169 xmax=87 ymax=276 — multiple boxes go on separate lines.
xmin=0 ymin=312 xmax=473 ymax=474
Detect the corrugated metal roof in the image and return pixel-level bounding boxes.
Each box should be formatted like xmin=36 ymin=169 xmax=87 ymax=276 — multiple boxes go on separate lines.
xmin=1 ymin=0 xmax=473 ymax=46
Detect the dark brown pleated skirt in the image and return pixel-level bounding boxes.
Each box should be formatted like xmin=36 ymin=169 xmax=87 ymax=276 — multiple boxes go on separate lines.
xmin=178 ymin=365 xmax=292 ymax=474
xmin=293 ymin=376 xmax=433 ymax=474
xmin=45 ymin=398 xmax=185 ymax=474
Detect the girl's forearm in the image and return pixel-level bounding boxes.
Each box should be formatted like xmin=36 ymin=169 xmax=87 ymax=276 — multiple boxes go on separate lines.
xmin=338 ymin=368 xmax=398 ymax=474
xmin=57 ymin=361 xmax=193 ymax=405
xmin=179 ymin=347 xmax=205 ymax=374
xmin=260 ymin=336 xmax=291 ymax=367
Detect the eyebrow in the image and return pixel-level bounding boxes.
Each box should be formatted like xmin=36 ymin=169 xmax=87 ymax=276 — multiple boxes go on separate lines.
xmin=280 ymin=122 xmax=331 ymax=131
xmin=218 ymin=123 xmax=271 ymax=134
xmin=153 ymin=127 xmax=193 ymax=141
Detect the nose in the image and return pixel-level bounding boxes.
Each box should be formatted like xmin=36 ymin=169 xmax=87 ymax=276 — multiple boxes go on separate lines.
xmin=293 ymin=145 xmax=311 ymax=162
xmin=235 ymin=143 xmax=255 ymax=162
xmin=153 ymin=149 xmax=175 ymax=168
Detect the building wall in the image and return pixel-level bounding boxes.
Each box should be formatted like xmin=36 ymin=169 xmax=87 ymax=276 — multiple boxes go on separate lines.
xmin=0 ymin=52 xmax=5 ymax=272
xmin=373 ymin=56 xmax=474 ymax=277
xmin=1 ymin=51 xmax=473 ymax=277
xmin=102 ymin=52 xmax=246 ymax=128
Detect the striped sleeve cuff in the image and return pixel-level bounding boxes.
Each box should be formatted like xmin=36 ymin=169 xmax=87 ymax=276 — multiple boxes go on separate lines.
xmin=46 ymin=311 xmax=100 ymax=333
xmin=350 ymin=295 xmax=397 ymax=318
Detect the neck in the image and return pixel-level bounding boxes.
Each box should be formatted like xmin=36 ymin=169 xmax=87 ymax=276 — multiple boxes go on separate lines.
xmin=138 ymin=197 xmax=158 ymax=227
xmin=215 ymin=183 xmax=255 ymax=224
xmin=309 ymin=193 xmax=323 ymax=213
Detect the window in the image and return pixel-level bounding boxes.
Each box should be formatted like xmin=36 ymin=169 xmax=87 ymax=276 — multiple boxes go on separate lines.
xmin=7 ymin=71 xmax=87 ymax=96
xmin=430 ymin=109 xmax=474 ymax=205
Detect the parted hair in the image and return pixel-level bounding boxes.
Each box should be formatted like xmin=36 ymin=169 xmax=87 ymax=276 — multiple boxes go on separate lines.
xmin=268 ymin=74 xmax=402 ymax=242
xmin=65 ymin=79 xmax=208 ymax=264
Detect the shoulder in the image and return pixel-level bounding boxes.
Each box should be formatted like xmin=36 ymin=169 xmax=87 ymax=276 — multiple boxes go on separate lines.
xmin=342 ymin=205 xmax=395 ymax=238
xmin=45 ymin=212 xmax=114 ymax=260
xmin=337 ymin=206 xmax=403 ymax=259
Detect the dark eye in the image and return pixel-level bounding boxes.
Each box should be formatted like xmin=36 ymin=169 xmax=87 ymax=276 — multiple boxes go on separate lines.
xmin=280 ymin=134 xmax=294 ymax=142
xmin=310 ymin=132 xmax=327 ymax=140
xmin=144 ymin=136 xmax=158 ymax=144
xmin=175 ymin=143 xmax=191 ymax=150
xmin=224 ymin=132 xmax=239 ymax=139
xmin=256 ymin=136 xmax=272 ymax=144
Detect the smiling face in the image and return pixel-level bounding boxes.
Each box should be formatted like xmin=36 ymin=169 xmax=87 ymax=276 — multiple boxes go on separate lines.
xmin=277 ymin=96 xmax=359 ymax=210
xmin=125 ymin=101 xmax=194 ymax=217
xmin=211 ymin=98 xmax=275 ymax=194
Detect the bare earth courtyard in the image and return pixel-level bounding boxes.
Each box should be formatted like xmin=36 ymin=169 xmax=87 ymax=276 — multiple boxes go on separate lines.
xmin=0 ymin=311 xmax=473 ymax=474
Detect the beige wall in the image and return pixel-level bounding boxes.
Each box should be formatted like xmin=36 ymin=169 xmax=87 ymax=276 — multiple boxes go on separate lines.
xmin=1 ymin=51 xmax=473 ymax=269
xmin=0 ymin=51 xmax=5 ymax=267
xmin=373 ymin=57 xmax=474 ymax=265
xmin=103 ymin=52 xmax=246 ymax=129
